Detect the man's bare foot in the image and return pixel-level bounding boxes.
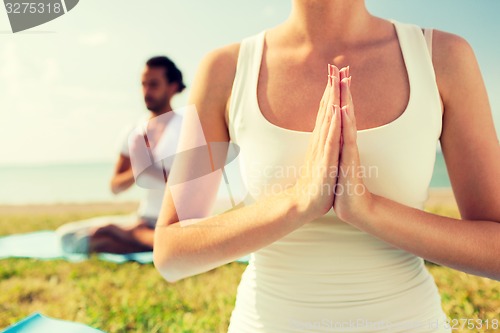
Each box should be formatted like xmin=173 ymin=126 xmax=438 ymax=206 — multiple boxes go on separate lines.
xmin=89 ymin=234 xmax=152 ymax=254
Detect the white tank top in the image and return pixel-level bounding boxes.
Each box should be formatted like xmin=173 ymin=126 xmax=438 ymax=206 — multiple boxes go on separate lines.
xmin=119 ymin=112 xmax=183 ymax=220
xmin=226 ymin=19 xmax=451 ymax=333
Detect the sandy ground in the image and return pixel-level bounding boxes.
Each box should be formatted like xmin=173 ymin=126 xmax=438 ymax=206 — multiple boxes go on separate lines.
xmin=0 ymin=189 xmax=457 ymax=215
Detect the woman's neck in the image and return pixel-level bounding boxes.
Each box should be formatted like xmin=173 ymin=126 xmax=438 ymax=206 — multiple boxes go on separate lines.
xmin=282 ymin=0 xmax=377 ymax=48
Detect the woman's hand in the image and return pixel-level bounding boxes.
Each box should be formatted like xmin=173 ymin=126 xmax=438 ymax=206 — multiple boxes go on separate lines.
xmin=332 ymin=70 xmax=374 ymax=223
xmin=285 ymin=64 xmax=342 ymax=222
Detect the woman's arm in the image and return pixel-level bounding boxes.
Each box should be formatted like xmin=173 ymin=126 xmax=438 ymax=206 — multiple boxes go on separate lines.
xmin=335 ymin=31 xmax=500 ymax=281
xmin=153 ymin=46 xmax=343 ymax=283
xmin=354 ymin=195 xmax=500 ymax=280
xmin=155 ymin=189 xmax=306 ymax=283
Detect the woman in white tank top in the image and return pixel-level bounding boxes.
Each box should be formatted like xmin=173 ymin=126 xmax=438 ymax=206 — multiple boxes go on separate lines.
xmin=225 ymin=20 xmax=450 ymax=333
xmin=153 ymin=1 xmax=500 ymax=332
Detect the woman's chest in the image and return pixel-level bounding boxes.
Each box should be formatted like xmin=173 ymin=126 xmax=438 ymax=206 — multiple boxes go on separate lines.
xmin=257 ymin=42 xmax=411 ymax=133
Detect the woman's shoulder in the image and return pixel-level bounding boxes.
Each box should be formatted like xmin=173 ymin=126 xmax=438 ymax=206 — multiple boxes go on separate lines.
xmin=196 ymin=42 xmax=239 ymax=106
xmin=198 ymin=42 xmax=240 ymax=83
xmin=188 ymin=41 xmax=244 ymax=140
xmin=199 ymin=29 xmax=264 ymax=79
xmin=392 ymin=18 xmax=471 ymax=47
xmin=193 ymin=31 xmax=263 ymax=129
xmin=432 ymin=29 xmax=474 ymax=61
xmin=429 ymin=28 xmax=477 ymax=99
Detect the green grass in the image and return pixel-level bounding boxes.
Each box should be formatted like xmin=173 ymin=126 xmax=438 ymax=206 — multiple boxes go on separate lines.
xmin=0 ymin=205 xmax=498 ymax=332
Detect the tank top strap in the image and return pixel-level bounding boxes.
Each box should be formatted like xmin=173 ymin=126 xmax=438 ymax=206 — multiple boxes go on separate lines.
xmin=423 ymin=28 xmax=433 ymax=58
xmin=389 ymin=19 xmax=435 ymax=80
xmin=228 ymin=30 xmax=266 ymax=144
xmin=390 ymin=19 xmax=442 ymax=136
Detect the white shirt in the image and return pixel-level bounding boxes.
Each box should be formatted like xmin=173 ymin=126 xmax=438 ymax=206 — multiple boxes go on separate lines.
xmin=117 ymin=111 xmax=182 ymax=219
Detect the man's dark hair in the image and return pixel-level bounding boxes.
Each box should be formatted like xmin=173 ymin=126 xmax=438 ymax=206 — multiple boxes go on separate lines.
xmin=146 ymin=56 xmax=186 ymax=93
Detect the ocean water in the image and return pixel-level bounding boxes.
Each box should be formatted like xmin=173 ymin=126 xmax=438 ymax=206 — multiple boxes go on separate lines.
xmin=0 ymin=152 xmax=451 ymax=205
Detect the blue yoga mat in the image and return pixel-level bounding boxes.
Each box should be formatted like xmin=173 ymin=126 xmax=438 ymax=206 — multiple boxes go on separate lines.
xmin=0 ymin=231 xmax=250 ymax=264
xmin=1 ymin=312 xmax=105 ymax=333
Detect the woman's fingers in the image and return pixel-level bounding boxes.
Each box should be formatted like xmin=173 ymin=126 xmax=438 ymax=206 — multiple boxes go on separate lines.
xmin=310 ymin=66 xmax=334 ymax=160
xmin=324 ymin=66 xmax=340 ymax=149
xmin=327 ymin=64 xmax=340 ymax=115
xmin=319 ymin=64 xmax=332 ymax=108
xmin=338 ymin=71 xmax=352 ymax=156
xmin=339 ymin=66 xmax=350 ymax=81
xmin=289 ymin=63 xmax=347 ymax=220
xmin=328 ymin=73 xmax=340 ymax=109
xmin=340 ymin=104 xmax=357 ymax=148
xmin=339 ymin=67 xmax=346 ymax=81
xmin=318 ymin=99 xmax=334 ymax=155
xmin=340 ymin=76 xmax=352 ymax=108
xmin=316 ymin=64 xmax=338 ymax=143
xmin=340 ymin=77 xmax=355 ymax=125
xmin=319 ymin=65 xmax=339 ymax=147
xmin=316 ymin=65 xmax=332 ymax=130
xmin=331 ymin=65 xmax=339 ymax=79
xmin=312 ymin=64 xmax=346 ymax=156
xmin=324 ymin=104 xmax=341 ymax=163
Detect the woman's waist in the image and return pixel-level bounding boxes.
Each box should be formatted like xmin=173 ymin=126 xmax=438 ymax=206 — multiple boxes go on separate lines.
xmin=234 ymin=265 xmax=446 ymax=333
xmin=242 ymin=254 xmax=434 ymax=308
xmin=255 ymin=215 xmax=419 ymax=270
xmin=253 ymin=250 xmax=426 ymax=288
xmin=247 ymin=225 xmax=430 ymax=300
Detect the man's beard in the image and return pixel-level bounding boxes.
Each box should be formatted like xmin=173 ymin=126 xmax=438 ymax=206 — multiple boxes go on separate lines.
xmin=145 ymin=97 xmax=167 ymax=113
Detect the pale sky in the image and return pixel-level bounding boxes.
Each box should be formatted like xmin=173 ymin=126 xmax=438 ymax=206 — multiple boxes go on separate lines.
xmin=0 ymin=0 xmax=499 ymax=165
